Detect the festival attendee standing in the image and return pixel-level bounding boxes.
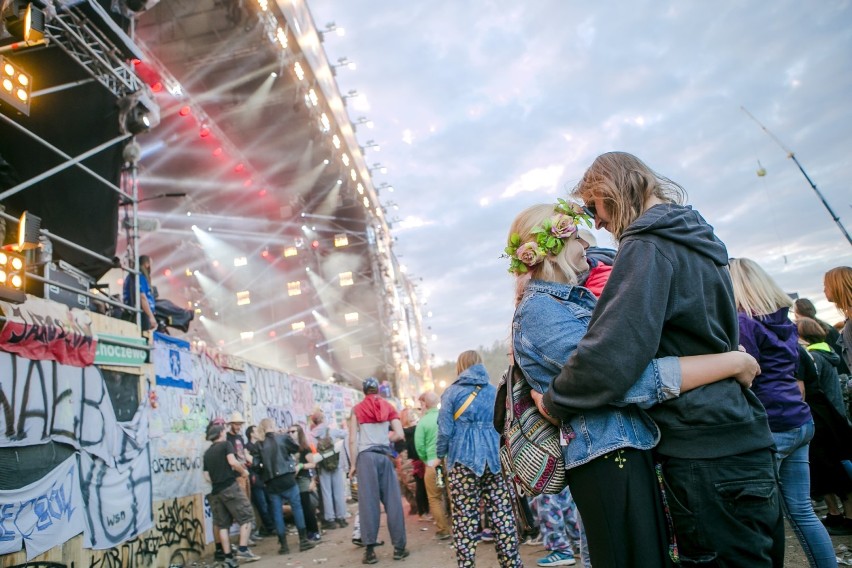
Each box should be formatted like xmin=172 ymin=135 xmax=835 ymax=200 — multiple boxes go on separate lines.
xmin=797 ymin=317 xmax=852 ymax=536
xmin=729 ymin=258 xmax=835 ymax=567
xmin=514 ymin=191 xmax=766 ymax=566
xmin=794 ymin=298 xmax=849 ymax=374
xmin=825 ymin=267 xmax=852 ymax=405
xmin=349 ymin=377 xmax=409 ymax=564
xmin=415 ymin=390 xmax=452 ymax=541
xmin=245 ymin=425 xmax=276 ymax=537
xmin=226 ymin=413 xmax=251 ymax=500
xmin=288 ymin=424 xmax=322 ymax=541
xmin=203 ymin=422 xmax=260 ymax=565
xmin=256 ymin=418 xmax=316 ymax=555
xmin=309 ymin=407 xmax=349 ymax=531
xmin=437 ymin=350 xmax=523 ymax=568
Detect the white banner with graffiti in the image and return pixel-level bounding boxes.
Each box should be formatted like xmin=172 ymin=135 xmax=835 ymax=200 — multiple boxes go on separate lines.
xmin=0 ymin=455 xmax=85 ymax=560
xmin=80 ymin=446 xmax=153 ymax=550
xmin=150 ymin=433 xmax=205 ymax=501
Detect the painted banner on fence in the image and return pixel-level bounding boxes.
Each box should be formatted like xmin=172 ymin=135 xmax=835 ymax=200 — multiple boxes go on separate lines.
xmin=80 ymin=446 xmax=153 ymax=550
xmin=0 ymin=455 xmax=85 ymax=560
xmin=0 ymin=297 xmax=97 ymax=368
xmin=153 ymin=334 xmax=195 ymax=390
xmin=0 ymin=352 xmax=120 ymax=464
xmin=150 ymin=433 xmax=205 ymax=501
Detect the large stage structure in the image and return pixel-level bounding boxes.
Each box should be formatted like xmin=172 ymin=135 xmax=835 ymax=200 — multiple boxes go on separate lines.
xmin=0 ymin=0 xmax=431 ymax=400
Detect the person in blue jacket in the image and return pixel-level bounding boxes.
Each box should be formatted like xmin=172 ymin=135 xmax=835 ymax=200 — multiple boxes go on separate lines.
xmin=437 ymin=350 xmax=523 ymax=568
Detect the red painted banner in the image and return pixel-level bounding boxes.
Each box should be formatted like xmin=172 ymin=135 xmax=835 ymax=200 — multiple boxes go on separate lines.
xmin=0 ymin=296 xmax=97 ymax=367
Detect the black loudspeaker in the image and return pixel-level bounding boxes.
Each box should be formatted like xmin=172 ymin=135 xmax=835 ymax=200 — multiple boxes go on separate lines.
xmin=27 ymin=260 xmax=95 ymax=310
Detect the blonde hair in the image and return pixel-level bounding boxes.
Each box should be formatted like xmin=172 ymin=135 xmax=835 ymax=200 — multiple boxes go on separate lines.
xmin=572 ymin=152 xmax=686 ymax=239
xmin=728 ymin=258 xmax=793 ymax=317
xmin=456 ymin=350 xmax=482 ymax=375
xmin=824 ymin=266 xmax=852 ymax=317
xmin=399 ymin=408 xmax=419 ymax=428
xmin=508 ymin=203 xmax=588 ymax=305
xmin=256 ymin=417 xmax=277 ymax=438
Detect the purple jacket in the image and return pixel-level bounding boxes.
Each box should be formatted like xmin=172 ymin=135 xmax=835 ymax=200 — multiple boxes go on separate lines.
xmin=738 ymin=308 xmax=812 ymax=432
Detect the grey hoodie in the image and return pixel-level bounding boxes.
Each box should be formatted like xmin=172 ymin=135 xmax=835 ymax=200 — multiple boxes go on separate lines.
xmin=542 ymin=203 xmax=774 ymax=458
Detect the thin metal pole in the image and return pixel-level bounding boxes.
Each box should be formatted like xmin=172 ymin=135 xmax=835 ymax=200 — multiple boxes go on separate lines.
xmin=741 ymin=106 xmax=852 ymax=247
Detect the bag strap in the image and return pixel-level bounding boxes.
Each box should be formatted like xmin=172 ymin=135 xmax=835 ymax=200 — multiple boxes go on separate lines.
xmin=454 ymin=386 xmax=482 ymax=420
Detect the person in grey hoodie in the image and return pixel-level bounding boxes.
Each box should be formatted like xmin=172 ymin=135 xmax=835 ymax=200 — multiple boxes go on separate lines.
xmin=534 ymin=152 xmax=783 ymax=567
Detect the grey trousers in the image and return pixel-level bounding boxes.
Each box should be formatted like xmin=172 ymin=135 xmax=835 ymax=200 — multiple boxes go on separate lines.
xmin=356 ymin=450 xmax=407 ymax=550
xmin=319 ymin=466 xmax=348 ymax=521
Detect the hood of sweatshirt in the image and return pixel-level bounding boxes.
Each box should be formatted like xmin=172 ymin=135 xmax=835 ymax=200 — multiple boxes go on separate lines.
xmin=756 ymin=307 xmax=796 ymax=343
xmin=621 ymin=203 xmax=729 ymax=267
xmin=808 ymin=342 xmax=841 ymax=367
xmin=455 ymin=363 xmax=491 ymax=386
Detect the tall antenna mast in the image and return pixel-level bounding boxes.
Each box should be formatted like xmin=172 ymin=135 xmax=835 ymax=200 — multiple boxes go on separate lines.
xmin=741 ymin=106 xmax=852 ymax=247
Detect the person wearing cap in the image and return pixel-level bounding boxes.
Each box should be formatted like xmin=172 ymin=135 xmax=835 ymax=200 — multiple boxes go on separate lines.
xmin=203 ymin=422 xmax=261 ymax=565
xmin=349 ymin=377 xmax=409 ymax=564
xmin=227 ymin=416 xmax=253 ymax=499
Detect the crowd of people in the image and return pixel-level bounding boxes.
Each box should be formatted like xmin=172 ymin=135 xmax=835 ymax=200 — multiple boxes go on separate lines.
xmin=201 ymin=152 xmax=851 ymax=568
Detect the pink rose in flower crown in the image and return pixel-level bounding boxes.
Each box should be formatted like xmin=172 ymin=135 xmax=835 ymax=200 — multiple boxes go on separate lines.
xmin=516 ymin=242 xmax=546 ymax=267
xmin=550 ymin=214 xmax=578 ymax=238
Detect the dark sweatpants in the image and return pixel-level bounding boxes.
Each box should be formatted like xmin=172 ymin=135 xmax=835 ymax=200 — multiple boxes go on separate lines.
xmin=357 ymin=450 xmax=407 ymax=550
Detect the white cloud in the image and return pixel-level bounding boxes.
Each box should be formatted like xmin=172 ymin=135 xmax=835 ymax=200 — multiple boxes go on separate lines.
xmin=500 ymin=165 xmax=565 ymax=199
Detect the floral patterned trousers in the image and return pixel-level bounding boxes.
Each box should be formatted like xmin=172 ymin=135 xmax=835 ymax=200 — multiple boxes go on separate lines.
xmin=447 ymin=464 xmax=523 ymax=568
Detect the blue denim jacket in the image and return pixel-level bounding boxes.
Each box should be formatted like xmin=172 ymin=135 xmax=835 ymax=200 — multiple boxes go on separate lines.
xmin=436 ymin=364 xmax=502 ymax=476
xmin=513 ymin=280 xmax=682 ymax=468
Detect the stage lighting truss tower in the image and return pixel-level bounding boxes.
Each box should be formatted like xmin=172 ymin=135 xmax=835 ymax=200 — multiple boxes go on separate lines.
xmin=42 ymin=1 xmax=157 ymax=112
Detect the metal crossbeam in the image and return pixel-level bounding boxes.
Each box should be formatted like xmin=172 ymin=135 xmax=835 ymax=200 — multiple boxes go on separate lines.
xmin=44 ymin=4 xmax=147 ymax=100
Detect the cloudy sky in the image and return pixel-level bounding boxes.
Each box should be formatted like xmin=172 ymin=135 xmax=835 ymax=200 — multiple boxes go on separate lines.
xmin=307 ymin=1 xmax=852 ymax=365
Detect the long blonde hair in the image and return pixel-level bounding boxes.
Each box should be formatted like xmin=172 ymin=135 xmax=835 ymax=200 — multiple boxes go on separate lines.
xmin=508 ymin=203 xmax=588 ymax=305
xmin=572 ymin=152 xmax=686 ymax=239
xmin=456 ymin=350 xmax=482 ymax=375
xmin=257 ymin=417 xmax=278 ymax=438
xmin=728 ymin=258 xmax=792 ymax=317
xmin=824 ymin=266 xmax=852 ymax=318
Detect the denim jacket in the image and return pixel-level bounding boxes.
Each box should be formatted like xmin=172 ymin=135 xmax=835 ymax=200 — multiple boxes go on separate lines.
xmin=513 ymin=280 xmax=682 ymax=469
xmin=436 ymin=364 xmax=502 ymax=476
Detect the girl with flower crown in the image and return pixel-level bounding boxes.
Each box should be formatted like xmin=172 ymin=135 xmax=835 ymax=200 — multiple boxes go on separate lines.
xmin=532 ymin=152 xmax=783 ymax=566
xmin=506 ymin=201 xmax=761 ymax=568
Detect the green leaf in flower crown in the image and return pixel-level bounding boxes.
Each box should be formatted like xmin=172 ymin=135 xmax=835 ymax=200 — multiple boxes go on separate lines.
xmin=510 ymin=233 xmax=521 ymax=246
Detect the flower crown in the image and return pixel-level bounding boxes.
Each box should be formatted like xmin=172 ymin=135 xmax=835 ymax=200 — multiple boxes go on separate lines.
xmin=504 ymin=198 xmax=593 ymax=275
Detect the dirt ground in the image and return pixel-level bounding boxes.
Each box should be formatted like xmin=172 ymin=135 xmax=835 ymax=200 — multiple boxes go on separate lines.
xmin=207 ymin=501 xmax=852 ymax=567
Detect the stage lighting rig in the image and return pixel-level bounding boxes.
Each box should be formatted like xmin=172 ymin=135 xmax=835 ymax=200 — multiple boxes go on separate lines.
xmin=118 ymin=91 xmax=160 ymax=135
xmin=0 ymin=249 xmax=26 ymax=303
xmin=0 ymin=54 xmax=32 ymax=115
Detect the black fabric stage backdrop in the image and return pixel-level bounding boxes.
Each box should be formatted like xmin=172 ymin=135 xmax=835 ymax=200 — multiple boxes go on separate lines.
xmin=0 ymin=44 xmax=124 ymax=281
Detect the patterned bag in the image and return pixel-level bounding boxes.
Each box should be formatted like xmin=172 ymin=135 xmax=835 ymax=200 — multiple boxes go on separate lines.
xmin=495 ymin=361 xmax=567 ymax=496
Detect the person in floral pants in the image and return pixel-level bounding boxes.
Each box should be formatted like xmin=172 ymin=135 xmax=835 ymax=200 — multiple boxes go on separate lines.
xmin=438 ymin=350 xmax=523 ymax=568
xmin=530 ymin=487 xmax=590 ymax=567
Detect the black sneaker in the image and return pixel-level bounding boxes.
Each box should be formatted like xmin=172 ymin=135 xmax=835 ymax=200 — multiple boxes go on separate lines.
xmin=363 ymin=547 xmax=378 ymax=564
xmin=393 ymin=548 xmax=410 ymax=560
xmin=822 ymin=514 xmax=852 ymax=535
xmin=214 ymin=549 xmax=226 ymax=561
xmin=337 ymin=517 xmax=349 ymax=528
xmin=321 ymin=519 xmax=338 ymax=531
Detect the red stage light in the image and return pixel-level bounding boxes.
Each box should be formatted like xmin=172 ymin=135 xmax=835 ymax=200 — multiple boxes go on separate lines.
xmin=258 ymin=189 xmax=267 ymax=196
xmin=199 ymin=126 xmax=210 ymax=138
xmin=243 ymin=179 xmax=253 ymax=187
xmin=311 ymin=240 xmax=320 ymax=249
xmin=269 ymin=330 xmax=277 ymax=338
xmin=164 ymin=268 xmax=172 ymax=277
xmin=213 ymin=147 xmax=223 ymax=157
xmin=179 ymin=106 xmax=191 ymax=117
xmin=151 ymin=81 xmax=163 ymax=92
xmin=261 ymin=249 xmax=270 ymax=258
xmin=131 ymin=59 xmax=142 ymax=66
xmin=234 ymin=163 xmax=245 ymax=173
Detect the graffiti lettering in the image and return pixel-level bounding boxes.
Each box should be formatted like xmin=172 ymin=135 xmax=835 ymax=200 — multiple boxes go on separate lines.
xmin=6 ymin=307 xmax=94 ymax=352
xmin=150 ymin=456 xmax=202 ymax=474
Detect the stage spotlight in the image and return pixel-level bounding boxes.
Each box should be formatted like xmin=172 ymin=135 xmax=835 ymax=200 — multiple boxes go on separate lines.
xmin=0 ymin=250 xmax=26 ymax=303
xmin=0 ymin=54 xmax=32 ymax=115
xmin=118 ymin=92 xmax=160 ymax=135
xmin=3 ymin=3 xmax=46 ymax=43
xmin=16 ymin=210 xmax=40 ymax=251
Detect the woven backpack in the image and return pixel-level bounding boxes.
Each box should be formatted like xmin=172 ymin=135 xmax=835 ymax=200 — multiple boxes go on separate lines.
xmin=494 ymin=361 xmax=567 ymax=496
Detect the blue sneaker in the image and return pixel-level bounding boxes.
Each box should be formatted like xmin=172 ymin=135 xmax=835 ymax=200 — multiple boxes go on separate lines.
xmin=536 ymin=550 xmax=576 ymax=567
